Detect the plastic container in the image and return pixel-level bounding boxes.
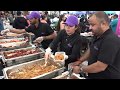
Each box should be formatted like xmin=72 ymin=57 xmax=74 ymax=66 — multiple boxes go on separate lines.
xmin=53 ymin=52 xmax=66 ymax=65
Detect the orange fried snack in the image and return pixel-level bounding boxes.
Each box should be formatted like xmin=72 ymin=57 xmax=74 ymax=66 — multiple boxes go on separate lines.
xmin=55 ymin=54 xmax=64 ymax=61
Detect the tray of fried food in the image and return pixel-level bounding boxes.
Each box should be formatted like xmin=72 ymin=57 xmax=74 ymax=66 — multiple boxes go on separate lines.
xmin=6 ymin=32 xmax=23 ymax=37
xmin=2 ymin=47 xmax=44 ymax=60
xmin=3 ymin=58 xmax=65 ymax=79
xmin=0 ymin=38 xmax=25 ymax=44
xmin=0 ymin=38 xmax=31 ymax=50
xmin=1 ymin=47 xmax=45 ymax=66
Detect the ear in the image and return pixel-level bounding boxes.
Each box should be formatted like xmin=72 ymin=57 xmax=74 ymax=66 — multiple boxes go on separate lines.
xmin=102 ymin=21 xmax=107 ymax=25
xmin=100 ymin=21 xmax=106 ymax=27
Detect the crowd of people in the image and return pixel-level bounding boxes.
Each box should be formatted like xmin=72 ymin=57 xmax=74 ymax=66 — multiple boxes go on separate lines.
xmin=0 ymin=11 xmax=120 ymax=79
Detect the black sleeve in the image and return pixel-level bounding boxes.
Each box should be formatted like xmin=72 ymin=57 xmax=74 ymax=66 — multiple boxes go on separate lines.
xmin=12 ymin=19 xmax=17 ymax=28
xmin=45 ymin=24 xmax=54 ymax=34
xmin=98 ymin=37 xmax=120 ymax=65
xmin=47 ymin=18 xmax=51 ymax=25
xmin=13 ymin=18 xmax=28 ymax=29
xmin=18 ymin=18 xmax=28 ymax=29
xmin=25 ymin=25 xmax=34 ymax=33
xmin=67 ymin=37 xmax=81 ymax=63
xmin=24 ymin=18 xmax=29 ymax=27
xmin=49 ymin=30 xmax=63 ymax=52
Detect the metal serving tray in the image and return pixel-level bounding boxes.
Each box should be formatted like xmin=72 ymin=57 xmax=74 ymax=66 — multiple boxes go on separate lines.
xmin=4 ymin=32 xmax=29 ymax=39
xmin=3 ymin=58 xmax=65 ymax=79
xmin=53 ymin=71 xmax=85 ymax=79
xmin=0 ymin=38 xmax=32 ymax=51
xmin=0 ymin=38 xmax=24 ymax=42
xmin=1 ymin=47 xmax=45 ymax=67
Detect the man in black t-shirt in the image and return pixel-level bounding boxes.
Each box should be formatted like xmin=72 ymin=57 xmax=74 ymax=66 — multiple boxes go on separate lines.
xmin=44 ymin=11 xmax=51 ymax=25
xmin=72 ymin=11 xmax=120 ymax=79
xmin=1 ymin=11 xmax=56 ymax=49
xmin=13 ymin=11 xmax=29 ymax=29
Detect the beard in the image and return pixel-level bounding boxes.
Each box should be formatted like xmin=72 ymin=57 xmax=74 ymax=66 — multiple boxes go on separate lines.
xmin=92 ymin=28 xmax=103 ymax=37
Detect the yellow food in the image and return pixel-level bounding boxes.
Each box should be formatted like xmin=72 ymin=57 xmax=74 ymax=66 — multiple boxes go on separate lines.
xmin=55 ymin=54 xmax=64 ymax=60
xmin=8 ymin=63 xmax=58 ymax=79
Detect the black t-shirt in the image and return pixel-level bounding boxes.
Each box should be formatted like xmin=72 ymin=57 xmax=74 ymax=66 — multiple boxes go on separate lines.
xmin=13 ymin=17 xmax=28 ymax=29
xmin=47 ymin=17 xmax=51 ymax=25
xmin=49 ymin=30 xmax=82 ymax=66
xmin=88 ymin=29 xmax=120 ymax=79
xmin=25 ymin=22 xmax=54 ymax=49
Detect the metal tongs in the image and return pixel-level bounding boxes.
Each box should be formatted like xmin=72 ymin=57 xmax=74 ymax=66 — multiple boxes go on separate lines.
xmin=44 ymin=53 xmax=53 ymax=67
xmin=23 ymin=33 xmax=30 ymax=41
xmin=44 ymin=58 xmax=48 ymax=67
xmin=67 ymin=64 xmax=73 ymax=79
xmin=33 ymin=42 xmax=40 ymax=51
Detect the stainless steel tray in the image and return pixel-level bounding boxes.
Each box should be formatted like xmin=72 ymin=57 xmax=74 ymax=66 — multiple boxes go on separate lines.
xmin=0 ymin=38 xmax=24 ymax=42
xmin=53 ymin=71 xmax=69 ymax=79
xmin=0 ymin=38 xmax=32 ymax=51
xmin=3 ymin=58 xmax=65 ymax=79
xmin=53 ymin=71 xmax=85 ymax=79
xmin=1 ymin=47 xmax=45 ymax=67
xmin=4 ymin=32 xmax=30 ymax=39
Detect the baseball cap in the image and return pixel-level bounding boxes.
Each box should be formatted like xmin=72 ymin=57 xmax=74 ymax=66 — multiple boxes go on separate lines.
xmin=27 ymin=11 xmax=41 ymax=19
xmin=64 ymin=15 xmax=78 ymax=26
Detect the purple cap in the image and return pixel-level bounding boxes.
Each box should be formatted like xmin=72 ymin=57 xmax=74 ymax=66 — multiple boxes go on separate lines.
xmin=27 ymin=11 xmax=41 ymax=19
xmin=64 ymin=15 xmax=78 ymax=26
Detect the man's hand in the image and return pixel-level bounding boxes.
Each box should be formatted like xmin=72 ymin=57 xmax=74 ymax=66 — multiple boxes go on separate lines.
xmin=73 ymin=66 xmax=81 ymax=74
xmin=0 ymin=36 xmax=5 ymax=39
xmin=33 ymin=36 xmax=44 ymax=43
xmin=1 ymin=29 xmax=10 ymax=35
xmin=71 ymin=60 xmax=83 ymax=66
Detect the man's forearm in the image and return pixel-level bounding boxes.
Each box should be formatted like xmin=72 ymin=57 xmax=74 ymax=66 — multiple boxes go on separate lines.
xmin=43 ymin=32 xmax=57 ymax=40
xmin=10 ymin=29 xmax=26 ymax=34
xmin=82 ymin=61 xmax=108 ymax=73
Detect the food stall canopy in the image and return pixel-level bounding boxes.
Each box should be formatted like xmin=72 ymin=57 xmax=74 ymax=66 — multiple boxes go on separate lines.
xmin=104 ymin=11 xmax=116 ymax=14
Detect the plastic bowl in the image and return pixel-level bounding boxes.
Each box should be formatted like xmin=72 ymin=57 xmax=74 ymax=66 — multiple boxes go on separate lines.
xmin=54 ymin=52 xmax=66 ymax=65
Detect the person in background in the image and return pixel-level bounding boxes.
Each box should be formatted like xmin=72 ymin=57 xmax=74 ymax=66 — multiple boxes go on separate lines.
xmin=13 ymin=11 xmax=29 ymax=29
xmin=79 ymin=15 xmax=90 ymax=33
xmin=8 ymin=12 xmax=14 ymax=26
xmin=45 ymin=15 xmax=82 ymax=70
xmin=0 ymin=18 xmax=4 ymax=32
xmin=72 ymin=11 xmax=120 ymax=79
xmin=0 ymin=12 xmax=4 ymax=31
xmin=23 ymin=11 xmax=30 ymax=27
xmin=56 ymin=14 xmax=67 ymax=33
xmin=110 ymin=14 xmax=118 ymax=33
xmin=1 ymin=11 xmax=56 ymax=49
xmin=44 ymin=11 xmax=51 ymax=25
xmin=40 ymin=15 xmax=47 ymax=24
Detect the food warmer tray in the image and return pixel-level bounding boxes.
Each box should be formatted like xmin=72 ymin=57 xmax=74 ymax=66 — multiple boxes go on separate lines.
xmin=0 ymin=38 xmax=32 ymax=51
xmin=53 ymin=71 xmax=85 ymax=79
xmin=3 ymin=58 xmax=65 ymax=79
xmin=1 ymin=47 xmax=45 ymax=67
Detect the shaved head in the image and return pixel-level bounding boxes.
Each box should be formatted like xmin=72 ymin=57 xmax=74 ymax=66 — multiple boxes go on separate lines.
xmin=90 ymin=11 xmax=110 ymax=25
xmin=88 ymin=11 xmax=110 ymax=36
